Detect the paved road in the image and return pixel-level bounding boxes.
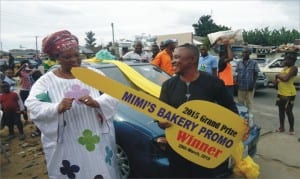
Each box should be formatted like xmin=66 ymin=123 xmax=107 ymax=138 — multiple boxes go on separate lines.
xmin=241 ymin=87 xmax=300 ymax=179
xmin=252 ymin=87 xmax=299 ymax=135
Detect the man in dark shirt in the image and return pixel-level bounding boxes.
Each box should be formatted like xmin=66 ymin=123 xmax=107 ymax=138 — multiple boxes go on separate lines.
xmin=158 ymin=43 xmax=238 ymax=178
xmin=151 ymin=44 xmax=160 ymax=60
xmin=8 ymin=53 xmax=15 ymax=71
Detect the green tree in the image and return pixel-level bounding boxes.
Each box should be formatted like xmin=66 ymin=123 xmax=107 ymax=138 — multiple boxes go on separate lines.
xmin=243 ymin=27 xmax=300 ymax=46
xmin=85 ymin=31 xmax=97 ymax=48
xmin=192 ymin=15 xmax=300 ymax=47
xmin=193 ymin=15 xmax=231 ymax=48
xmin=192 ymin=15 xmax=231 ymax=37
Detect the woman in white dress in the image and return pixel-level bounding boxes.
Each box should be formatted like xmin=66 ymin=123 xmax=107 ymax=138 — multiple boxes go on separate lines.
xmin=25 ymin=30 xmax=121 ymax=179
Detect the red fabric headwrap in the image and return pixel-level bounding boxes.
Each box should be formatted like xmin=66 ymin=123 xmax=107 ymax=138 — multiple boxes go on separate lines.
xmin=42 ymin=30 xmax=79 ymax=57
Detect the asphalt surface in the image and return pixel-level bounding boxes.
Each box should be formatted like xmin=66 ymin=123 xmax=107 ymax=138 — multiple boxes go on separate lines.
xmin=250 ymin=95 xmax=300 ymax=179
xmin=230 ymin=87 xmax=300 ymax=178
xmin=254 ymin=129 xmax=300 ymax=179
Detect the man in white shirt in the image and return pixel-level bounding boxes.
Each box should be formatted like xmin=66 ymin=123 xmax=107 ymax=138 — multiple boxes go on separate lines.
xmin=3 ymin=68 xmax=17 ymax=91
xmin=120 ymin=41 xmax=152 ymax=62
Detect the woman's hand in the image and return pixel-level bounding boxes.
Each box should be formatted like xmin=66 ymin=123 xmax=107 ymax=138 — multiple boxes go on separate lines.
xmin=58 ymin=98 xmax=74 ymax=113
xmin=272 ymin=79 xmax=278 ymax=85
xmin=79 ymin=96 xmax=100 ymax=108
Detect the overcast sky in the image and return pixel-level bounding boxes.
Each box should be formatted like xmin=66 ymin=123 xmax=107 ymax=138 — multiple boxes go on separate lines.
xmin=1 ymin=0 xmax=299 ymax=51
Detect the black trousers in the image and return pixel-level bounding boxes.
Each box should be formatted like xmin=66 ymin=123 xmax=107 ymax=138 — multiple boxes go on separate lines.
xmin=1 ymin=111 xmax=24 ymax=135
xmin=276 ymin=95 xmax=295 ymax=130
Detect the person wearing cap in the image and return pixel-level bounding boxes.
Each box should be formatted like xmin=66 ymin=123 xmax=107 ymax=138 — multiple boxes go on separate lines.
xmin=8 ymin=53 xmax=15 ymax=71
xmin=151 ymin=39 xmax=177 ymax=75
xmin=25 ymin=30 xmax=121 ymax=178
xmin=198 ymin=45 xmax=218 ymax=76
xmin=3 ymin=68 xmax=17 ymax=92
xmin=120 ymin=40 xmax=152 ymax=62
xmin=235 ymin=47 xmax=260 ymax=114
xmin=273 ymin=52 xmax=298 ymax=135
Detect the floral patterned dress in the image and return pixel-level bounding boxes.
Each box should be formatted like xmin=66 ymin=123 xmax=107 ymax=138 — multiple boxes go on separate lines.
xmin=25 ymin=71 xmax=121 ymax=179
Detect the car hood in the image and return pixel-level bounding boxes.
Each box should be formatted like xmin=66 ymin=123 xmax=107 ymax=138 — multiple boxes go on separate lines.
xmin=114 ymin=103 xmax=165 ymax=137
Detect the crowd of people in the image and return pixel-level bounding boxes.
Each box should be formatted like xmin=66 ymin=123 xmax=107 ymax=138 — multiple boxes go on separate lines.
xmin=0 ymin=29 xmax=298 ymax=178
xmin=1 ymin=56 xmax=43 ymax=141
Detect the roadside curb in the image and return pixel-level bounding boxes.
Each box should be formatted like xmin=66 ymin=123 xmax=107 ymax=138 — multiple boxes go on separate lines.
xmin=259 ymin=128 xmax=273 ymax=137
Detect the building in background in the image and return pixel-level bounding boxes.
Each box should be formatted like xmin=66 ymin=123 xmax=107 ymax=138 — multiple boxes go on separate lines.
xmin=9 ymin=49 xmax=39 ymax=58
xmin=156 ymin=32 xmax=195 ymax=46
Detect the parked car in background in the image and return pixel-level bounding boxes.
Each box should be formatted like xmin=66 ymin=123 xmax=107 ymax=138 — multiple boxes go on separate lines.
xmin=260 ymin=57 xmax=300 ymax=89
xmin=252 ymin=58 xmax=272 ymax=68
xmin=51 ymin=60 xmax=261 ymax=178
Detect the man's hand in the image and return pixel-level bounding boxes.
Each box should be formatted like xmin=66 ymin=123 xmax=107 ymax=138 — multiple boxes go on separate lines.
xmin=221 ymin=37 xmax=230 ymax=45
xmin=157 ymin=121 xmax=172 ymax=129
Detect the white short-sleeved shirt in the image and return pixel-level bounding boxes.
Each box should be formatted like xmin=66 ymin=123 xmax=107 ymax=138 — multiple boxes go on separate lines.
xmin=122 ymin=51 xmax=152 ymax=62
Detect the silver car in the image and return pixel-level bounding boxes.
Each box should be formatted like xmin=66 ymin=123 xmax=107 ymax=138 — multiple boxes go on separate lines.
xmin=260 ymin=57 xmax=300 ymax=89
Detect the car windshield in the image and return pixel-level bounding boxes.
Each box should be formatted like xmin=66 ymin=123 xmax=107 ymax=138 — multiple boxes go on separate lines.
xmin=271 ymin=59 xmax=284 ymax=67
xmin=131 ymin=64 xmax=171 ymax=85
xmin=296 ymin=59 xmax=300 ymax=66
xmin=98 ymin=66 xmax=132 ymax=87
xmin=0 ymin=60 xmax=7 ymax=65
xmin=29 ymin=59 xmax=38 ymax=64
xmin=253 ymin=58 xmax=271 ymax=67
xmin=254 ymin=58 xmax=266 ymax=64
xmin=98 ymin=63 xmax=171 ymax=88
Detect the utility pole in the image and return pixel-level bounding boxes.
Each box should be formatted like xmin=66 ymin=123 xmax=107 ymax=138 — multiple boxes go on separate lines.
xmin=35 ymin=35 xmax=39 ymax=58
xmin=111 ymin=22 xmax=116 ymax=56
xmin=111 ymin=22 xmax=115 ymax=45
xmin=18 ymin=35 xmax=39 ymax=58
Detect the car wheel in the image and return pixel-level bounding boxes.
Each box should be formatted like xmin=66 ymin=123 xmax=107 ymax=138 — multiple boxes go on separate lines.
xmin=116 ymin=144 xmax=131 ymax=179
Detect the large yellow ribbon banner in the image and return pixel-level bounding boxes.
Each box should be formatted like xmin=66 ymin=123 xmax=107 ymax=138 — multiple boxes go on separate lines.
xmin=72 ymin=66 xmax=248 ymax=169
